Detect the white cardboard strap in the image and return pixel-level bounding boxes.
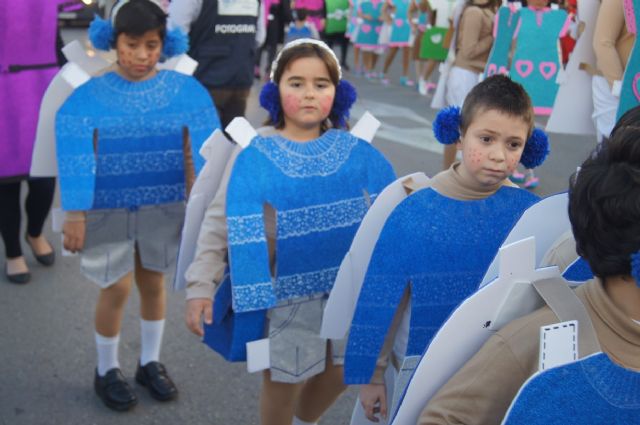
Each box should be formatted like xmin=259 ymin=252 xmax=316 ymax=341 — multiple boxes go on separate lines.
xmin=226 ymin=117 xmax=257 ymax=148
xmin=350 ymin=111 xmax=380 ymax=143
xmin=61 ymin=62 xmax=91 ymax=89
xmin=158 ymin=54 xmax=199 ymax=76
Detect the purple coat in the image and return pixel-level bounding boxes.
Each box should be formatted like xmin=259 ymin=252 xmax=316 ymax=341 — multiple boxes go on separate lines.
xmin=0 ymin=1 xmax=64 ymax=180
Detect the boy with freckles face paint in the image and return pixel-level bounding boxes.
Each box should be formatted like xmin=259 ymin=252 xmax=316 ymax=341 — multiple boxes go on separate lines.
xmin=349 ymin=75 xmax=549 ymax=423
xmin=54 ymin=0 xmax=220 ymax=412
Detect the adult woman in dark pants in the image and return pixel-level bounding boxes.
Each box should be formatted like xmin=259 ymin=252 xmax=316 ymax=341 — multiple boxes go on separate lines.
xmin=0 ymin=1 xmax=63 ymax=283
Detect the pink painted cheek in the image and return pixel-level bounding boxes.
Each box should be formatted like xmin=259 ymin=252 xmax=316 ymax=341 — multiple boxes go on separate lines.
xmin=282 ymin=94 xmax=301 ymax=116
xmin=506 ymin=156 xmax=519 ymax=173
xmin=319 ymin=95 xmax=334 ymax=116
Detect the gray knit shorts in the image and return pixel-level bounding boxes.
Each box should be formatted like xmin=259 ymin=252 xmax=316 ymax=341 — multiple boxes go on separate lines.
xmin=267 ymin=294 xmax=346 ymax=383
xmin=80 ymin=203 xmax=185 ymax=288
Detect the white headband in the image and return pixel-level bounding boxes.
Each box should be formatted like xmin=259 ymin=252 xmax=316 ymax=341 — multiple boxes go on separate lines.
xmin=110 ymin=0 xmax=165 ymax=24
xmin=269 ymin=38 xmax=343 ymax=82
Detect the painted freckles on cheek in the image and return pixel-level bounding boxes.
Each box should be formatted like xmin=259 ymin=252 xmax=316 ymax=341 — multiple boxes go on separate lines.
xmin=118 ymin=48 xmax=134 ymax=67
xmin=149 ymin=50 xmax=160 ymax=64
xmin=507 ymin=157 xmax=519 ymax=172
xmin=282 ymin=94 xmax=301 ymax=116
xmin=467 ymin=148 xmax=483 ymax=164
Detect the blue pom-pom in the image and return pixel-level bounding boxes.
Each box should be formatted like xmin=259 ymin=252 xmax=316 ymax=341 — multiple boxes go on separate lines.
xmin=163 ymin=27 xmax=189 ymax=57
xmin=331 ymin=80 xmax=357 ymax=128
xmin=520 ymin=128 xmax=550 ymax=168
xmin=631 ymin=251 xmax=640 ymax=286
xmin=88 ymin=15 xmax=114 ymax=51
xmin=259 ymin=81 xmax=281 ymax=124
xmin=433 ymin=106 xmax=461 ymax=145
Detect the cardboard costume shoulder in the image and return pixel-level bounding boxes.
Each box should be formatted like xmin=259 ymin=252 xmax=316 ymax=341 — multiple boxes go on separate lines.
xmin=502 ymin=352 xmax=640 ymax=424
xmin=343 ymin=186 xmax=539 ymax=384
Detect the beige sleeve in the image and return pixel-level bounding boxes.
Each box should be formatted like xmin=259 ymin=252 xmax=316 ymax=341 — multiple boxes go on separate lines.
xmin=540 ymin=229 xmax=578 ymax=273
xmin=184 ymin=147 xmax=241 ymax=301
xmin=593 ymin=0 xmax=626 ymax=85
xmin=457 ymin=8 xmax=494 ymax=61
xmin=417 ymin=334 xmax=531 ymax=425
xmin=370 ymin=287 xmax=411 ymax=384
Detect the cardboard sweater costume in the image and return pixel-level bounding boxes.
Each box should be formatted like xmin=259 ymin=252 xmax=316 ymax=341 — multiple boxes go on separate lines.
xmin=0 ymin=0 xmax=65 ymax=180
xmin=388 ymin=0 xmax=413 ymax=47
xmin=355 ymin=0 xmax=386 ymax=49
xmin=617 ymin=0 xmax=640 ymax=119
xmin=210 ymin=128 xmax=396 ymax=360
xmin=344 ymin=185 xmax=539 ymax=384
xmin=503 ymin=352 xmax=640 ymax=424
xmin=484 ymin=5 xmax=520 ymax=78
xmin=510 ymin=7 xmax=571 ymax=115
xmin=55 ymin=70 xmax=219 ymax=211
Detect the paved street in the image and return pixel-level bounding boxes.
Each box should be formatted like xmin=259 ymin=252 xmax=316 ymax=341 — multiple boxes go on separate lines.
xmin=0 ymin=29 xmax=599 ymax=425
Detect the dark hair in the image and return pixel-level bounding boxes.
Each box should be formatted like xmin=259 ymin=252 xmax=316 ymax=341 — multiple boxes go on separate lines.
xmin=293 ymin=8 xmax=308 ymax=21
xmin=460 ymin=75 xmax=534 ymax=138
xmin=568 ymin=106 xmax=640 ymax=278
xmin=113 ymin=0 xmax=167 ymax=41
xmin=270 ymin=43 xmax=341 ymax=130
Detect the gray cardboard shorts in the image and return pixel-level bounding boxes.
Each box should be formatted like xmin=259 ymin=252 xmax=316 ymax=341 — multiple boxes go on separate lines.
xmin=81 ymin=203 xmax=185 ymax=288
xmin=267 ymin=294 xmax=346 ymax=383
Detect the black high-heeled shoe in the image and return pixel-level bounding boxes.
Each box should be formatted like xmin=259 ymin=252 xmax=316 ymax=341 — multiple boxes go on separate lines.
xmin=25 ymin=234 xmax=55 ymax=266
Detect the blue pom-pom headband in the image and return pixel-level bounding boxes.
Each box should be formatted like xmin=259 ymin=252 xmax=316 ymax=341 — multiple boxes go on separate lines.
xmin=269 ymin=38 xmax=343 ymax=82
xmin=432 ymin=105 xmax=550 ymax=168
xmin=88 ymin=0 xmax=188 ymax=57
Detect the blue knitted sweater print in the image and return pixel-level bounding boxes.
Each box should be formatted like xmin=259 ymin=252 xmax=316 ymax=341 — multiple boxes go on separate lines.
xmin=226 ymin=129 xmax=396 ymax=313
xmin=345 ymin=186 xmax=539 ymax=384
xmin=504 ymin=353 xmax=640 ymax=424
xmin=55 ymin=70 xmax=219 ymax=210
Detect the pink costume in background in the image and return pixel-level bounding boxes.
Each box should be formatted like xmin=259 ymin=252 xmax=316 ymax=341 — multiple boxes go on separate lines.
xmin=0 ymin=1 xmax=63 ymax=180
xmin=295 ymin=0 xmax=326 ymax=32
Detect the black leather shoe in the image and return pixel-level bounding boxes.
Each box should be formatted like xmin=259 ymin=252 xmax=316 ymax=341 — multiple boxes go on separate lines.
xmin=25 ymin=234 xmax=55 ymax=266
xmin=94 ymin=368 xmax=138 ymax=411
xmin=135 ymin=361 xmax=178 ymax=401
xmin=5 ymin=264 xmax=30 ymax=284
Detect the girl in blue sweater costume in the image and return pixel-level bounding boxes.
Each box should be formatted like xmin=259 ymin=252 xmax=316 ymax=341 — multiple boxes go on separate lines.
xmin=56 ymin=0 xmax=219 ymax=412
xmin=185 ymin=39 xmax=395 ymax=425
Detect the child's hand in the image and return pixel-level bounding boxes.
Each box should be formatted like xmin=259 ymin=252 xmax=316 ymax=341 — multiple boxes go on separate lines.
xmin=63 ymin=220 xmax=85 ymax=253
xmin=360 ymin=383 xmax=388 ymax=422
xmin=185 ymin=298 xmax=213 ymax=337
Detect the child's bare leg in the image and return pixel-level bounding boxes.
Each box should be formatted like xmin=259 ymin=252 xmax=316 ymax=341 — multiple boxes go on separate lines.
xmin=353 ymin=46 xmax=361 ymax=69
xmin=261 ymin=370 xmax=303 ymax=425
xmin=295 ymin=353 xmax=347 ymax=422
xmin=95 ymin=273 xmax=133 ymax=336
xmin=134 ymin=249 xmax=165 ymax=321
xmin=371 ymin=53 xmax=380 ymax=70
xmin=363 ymin=52 xmax=372 ymax=72
xmin=443 ymin=144 xmax=458 ymax=170
xmin=402 ymin=46 xmax=411 ymax=77
xmin=382 ymin=47 xmax=398 ymax=74
xmin=423 ymin=59 xmax=437 ymax=81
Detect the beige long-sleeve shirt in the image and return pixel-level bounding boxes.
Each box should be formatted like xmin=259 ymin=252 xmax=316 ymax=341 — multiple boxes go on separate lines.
xmin=417 ymin=278 xmax=640 ymax=425
xmin=453 ymin=5 xmax=495 ymax=73
xmin=593 ymin=0 xmax=635 ymax=86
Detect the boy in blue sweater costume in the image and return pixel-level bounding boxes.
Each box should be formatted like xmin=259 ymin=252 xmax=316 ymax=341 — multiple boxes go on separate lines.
xmin=348 ymin=75 xmax=551 ymax=422
xmin=419 ymin=106 xmax=640 ymax=425
xmin=56 ymin=0 xmax=219 ymax=412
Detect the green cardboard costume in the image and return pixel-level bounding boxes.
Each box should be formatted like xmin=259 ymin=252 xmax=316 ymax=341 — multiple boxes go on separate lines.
xmin=326 ymin=0 xmax=350 ymax=34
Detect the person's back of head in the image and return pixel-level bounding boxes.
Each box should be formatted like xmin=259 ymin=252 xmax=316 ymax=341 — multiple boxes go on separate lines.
xmin=569 ymin=105 xmax=640 ymax=280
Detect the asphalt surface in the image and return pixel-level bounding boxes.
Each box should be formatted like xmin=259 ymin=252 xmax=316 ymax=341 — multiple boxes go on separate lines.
xmin=0 ymin=29 xmax=599 ymax=425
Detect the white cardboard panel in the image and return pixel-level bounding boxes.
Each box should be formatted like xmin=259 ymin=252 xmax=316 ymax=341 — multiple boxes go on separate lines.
xmin=546 ymin=0 xmax=599 ymax=136
xmin=246 ymin=338 xmax=271 ymax=373
xmin=480 ymin=193 xmax=570 ymax=287
xmin=539 ymin=320 xmax=578 ymax=371
xmin=158 ymin=53 xmax=198 ymax=75
xmin=390 ymin=238 xmax=559 ymax=425
xmin=226 ymin=117 xmax=257 ymax=148
xmin=350 ymin=111 xmax=380 ymax=143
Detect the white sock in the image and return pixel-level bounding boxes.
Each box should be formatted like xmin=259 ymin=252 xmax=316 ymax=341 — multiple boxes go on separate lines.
xmin=292 ymin=417 xmax=317 ymax=425
xmin=95 ymin=332 xmax=120 ymax=377
xmin=140 ymin=319 xmax=165 ymax=366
